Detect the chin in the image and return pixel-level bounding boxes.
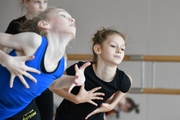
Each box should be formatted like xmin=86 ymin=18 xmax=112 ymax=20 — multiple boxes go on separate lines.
xmin=70 ymin=29 xmax=76 ymax=37
xmin=113 ymin=60 xmax=122 ymax=65
xmin=70 ymin=33 xmax=76 ymax=41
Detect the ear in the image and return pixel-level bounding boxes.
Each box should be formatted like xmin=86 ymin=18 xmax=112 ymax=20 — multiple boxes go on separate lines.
xmin=38 ymin=21 xmax=50 ymax=30
xmin=23 ymin=0 xmax=29 ymax=7
xmin=93 ymin=44 xmax=101 ymax=55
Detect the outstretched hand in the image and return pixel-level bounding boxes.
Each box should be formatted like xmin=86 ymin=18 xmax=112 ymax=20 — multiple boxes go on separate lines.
xmin=4 ymin=55 xmax=40 ymax=88
xmin=68 ymin=62 xmax=91 ymax=93
xmin=76 ymin=84 xmax=105 ymax=106
xmin=85 ymin=103 xmax=111 ymax=119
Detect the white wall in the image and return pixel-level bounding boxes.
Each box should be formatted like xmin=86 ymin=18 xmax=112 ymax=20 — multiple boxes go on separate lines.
xmin=1 ymin=0 xmax=180 ymax=119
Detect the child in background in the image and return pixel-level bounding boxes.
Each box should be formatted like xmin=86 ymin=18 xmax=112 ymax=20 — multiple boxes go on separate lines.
xmin=105 ymin=97 xmax=139 ymax=119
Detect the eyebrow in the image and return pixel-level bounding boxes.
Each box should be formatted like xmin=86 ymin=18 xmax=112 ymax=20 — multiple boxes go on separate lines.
xmin=111 ymin=41 xmax=125 ymax=46
xmin=57 ymin=10 xmax=66 ymax=13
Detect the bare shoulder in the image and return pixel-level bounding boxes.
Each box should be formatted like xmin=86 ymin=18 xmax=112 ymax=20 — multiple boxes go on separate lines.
xmin=20 ymin=32 xmax=42 ymax=47
xmin=18 ymin=32 xmax=42 ymax=55
xmin=20 ymin=32 xmax=42 ymax=48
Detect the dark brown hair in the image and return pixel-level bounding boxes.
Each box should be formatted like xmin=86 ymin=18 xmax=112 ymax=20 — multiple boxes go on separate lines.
xmin=92 ymin=27 xmax=125 ymax=62
xmin=126 ymin=97 xmax=140 ymax=114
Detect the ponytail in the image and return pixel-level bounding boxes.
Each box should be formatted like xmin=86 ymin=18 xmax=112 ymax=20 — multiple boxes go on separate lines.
xmin=126 ymin=97 xmax=140 ymax=114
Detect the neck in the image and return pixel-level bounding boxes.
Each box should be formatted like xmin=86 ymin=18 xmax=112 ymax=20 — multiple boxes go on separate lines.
xmin=93 ymin=60 xmax=117 ymax=82
xmin=25 ymin=13 xmax=35 ymax=20
xmin=45 ymin=33 xmax=72 ymax=62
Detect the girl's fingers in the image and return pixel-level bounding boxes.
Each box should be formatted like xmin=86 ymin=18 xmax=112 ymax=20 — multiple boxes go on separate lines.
xmin=21 ymin=55 xmax=35 ymax=61
xmin=68 ymin=83 xmax=76 ymax=93
xmin=93 ymin=92 xmax=105 ymax=97
xmin=74 ymin=64 xmax=79 ymax=73
xmin=85 ymin=110 xmax=95 ymax=120
xmin=91 ymin=86 xmax=102 ymax=92
xmin=80 ymin=62 xmax=91 ymax=70
xmin=74 ymin=75 xmax=79 ymax=85
xmin=27 ymin=67 xmax=41 ymax=74
xmin=23 ymin=72 xmax=37 ymax=83
xmin=92 ymin=96 xmax=103 ymax=100
xmin=18 ymin=75 xmax=29 ymax=88
xmin=89 ymin=100 xmax=97 ymax=106
xmin=9 ymin=75 xmax=15 ymax=88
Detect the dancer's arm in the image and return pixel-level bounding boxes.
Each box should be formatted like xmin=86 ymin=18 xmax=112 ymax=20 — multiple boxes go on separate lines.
xmin=85 ymin=75 xmax=132 ymax=119
xmin=50 ymin=84 xmax=104 ymax=106
xmin=50 ymin=62 xmax=91 ymax=92
xmin=0 ymin=50 xmax=40 ymax=88
xmin=0 ymin=32 xmax=41 ymax=88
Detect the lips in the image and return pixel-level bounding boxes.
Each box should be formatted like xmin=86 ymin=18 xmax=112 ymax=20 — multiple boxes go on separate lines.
xmin=114 ymin=55 xmax=121 ymax=59
xmin=70 ymin=24 xmax=76 ymax=28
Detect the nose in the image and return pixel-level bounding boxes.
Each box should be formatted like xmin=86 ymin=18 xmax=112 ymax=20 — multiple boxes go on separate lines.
xmin=116 ymin=48 xmax=121 ymax=54
xmin=39 ymin=2 xmax=46 ymax=10
xmin=70 ymin=18 xmax=75 ymax=23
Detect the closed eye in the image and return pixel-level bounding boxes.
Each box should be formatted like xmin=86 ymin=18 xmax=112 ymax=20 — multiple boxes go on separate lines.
xmin=110 ymin=45 xmax=116 ymax=48
xmin=60 ymin=14 xmax=66 ymax=18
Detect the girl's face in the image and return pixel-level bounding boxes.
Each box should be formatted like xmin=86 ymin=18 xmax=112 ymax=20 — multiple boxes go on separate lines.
xmin=48 ymin=9 xmax=76 ymax=40
xmin=25 ymin=0 xmax=48 ymax=17
xmin=99 ymin=34 xmax=125 ymax=65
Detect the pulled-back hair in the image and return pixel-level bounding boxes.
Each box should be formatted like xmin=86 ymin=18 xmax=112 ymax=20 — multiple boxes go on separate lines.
xmin=126 ymin=97 xmax=140 ymax=114
xmin=19 ymin=6 xmax=57 ymax=35
xmin=20 ymin=0 xmax=30 ymax=14
xmin=91 ymin=27 xmax=125 ymax=62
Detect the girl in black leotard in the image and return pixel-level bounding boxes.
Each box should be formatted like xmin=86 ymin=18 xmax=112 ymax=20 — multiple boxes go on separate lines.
xmin=52 ymin=28 xmax=133 ymax=120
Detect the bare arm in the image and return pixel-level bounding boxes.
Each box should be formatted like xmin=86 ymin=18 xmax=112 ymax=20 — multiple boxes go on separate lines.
xmin=0 ymin=32 xmax=41 ymax=55
xmin=0 ymin=32 xmax=41 ymax=88
xmin=50 ymin=75 xmax=77 ymax=89
xmin=50 ymin=62 xmax=91 ymax=92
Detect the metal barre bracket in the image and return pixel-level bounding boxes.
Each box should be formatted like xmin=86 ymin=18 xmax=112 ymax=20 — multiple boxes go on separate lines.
xmin=129 ymin=88 xmax=143 ymax=93
xmin=130 ymin=55 xmax=143 ymax=60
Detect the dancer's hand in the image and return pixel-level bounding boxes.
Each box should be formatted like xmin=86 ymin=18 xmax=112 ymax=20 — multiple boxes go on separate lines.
xmin=76 ymin=84 xmax=105 ymax=106
xmin=3 ymin=55 xmax=40 ymax=88
xmin=68 ymin=62 xmax=91 ymax=93
xmin=85 ymin=103 xmax=112 ymax=119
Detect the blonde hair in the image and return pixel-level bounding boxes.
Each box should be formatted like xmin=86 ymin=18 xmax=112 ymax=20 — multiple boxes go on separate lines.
xmin=19 ymin=6 xmax=58 ymax=35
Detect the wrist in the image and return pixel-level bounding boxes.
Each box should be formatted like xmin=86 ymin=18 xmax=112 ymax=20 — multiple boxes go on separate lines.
xmin=0 ymin=50 xmax=9 ymax=67
xmin=74 ymin=96 xmax=81 ymax=104
xmin=107 ymin=104 xmax=114 ymax=111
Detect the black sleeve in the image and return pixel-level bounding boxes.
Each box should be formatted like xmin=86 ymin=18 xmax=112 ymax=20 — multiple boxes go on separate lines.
xmin=5 ymin=20 xmax=20 ymax=34
xmin=119 ymin=72 xmax=131 ymax=93
xmin=66 ymin=61 xmax=85 ymax=76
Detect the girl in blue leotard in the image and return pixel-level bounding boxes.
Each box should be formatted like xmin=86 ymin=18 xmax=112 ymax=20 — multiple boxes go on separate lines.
xmin=0 ymin=6 xmax=90 ymax=120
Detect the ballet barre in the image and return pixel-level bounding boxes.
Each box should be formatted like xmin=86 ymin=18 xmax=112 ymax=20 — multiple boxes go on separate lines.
xmin=67 ymin=54 xmax=180 ymax=94
xmin=67 ymin=54 xmax=180 ymax=62
xmin=129 ymin=88 xmax=180 ymax=95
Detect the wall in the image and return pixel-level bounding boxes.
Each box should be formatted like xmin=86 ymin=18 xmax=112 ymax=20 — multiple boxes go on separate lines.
xmin=0 ymin=0 xmax=180 ymax=119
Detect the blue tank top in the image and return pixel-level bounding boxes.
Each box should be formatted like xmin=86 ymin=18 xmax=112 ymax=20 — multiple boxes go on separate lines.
xmin=0 ymin=36 xmax=65 ymax=119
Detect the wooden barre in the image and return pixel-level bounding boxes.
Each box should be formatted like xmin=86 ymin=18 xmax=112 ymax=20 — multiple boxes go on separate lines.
xmin=67 ymin=54 xmax=180 ymax=62
xmin=129 ymin=88 xmax=180 ymax=95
